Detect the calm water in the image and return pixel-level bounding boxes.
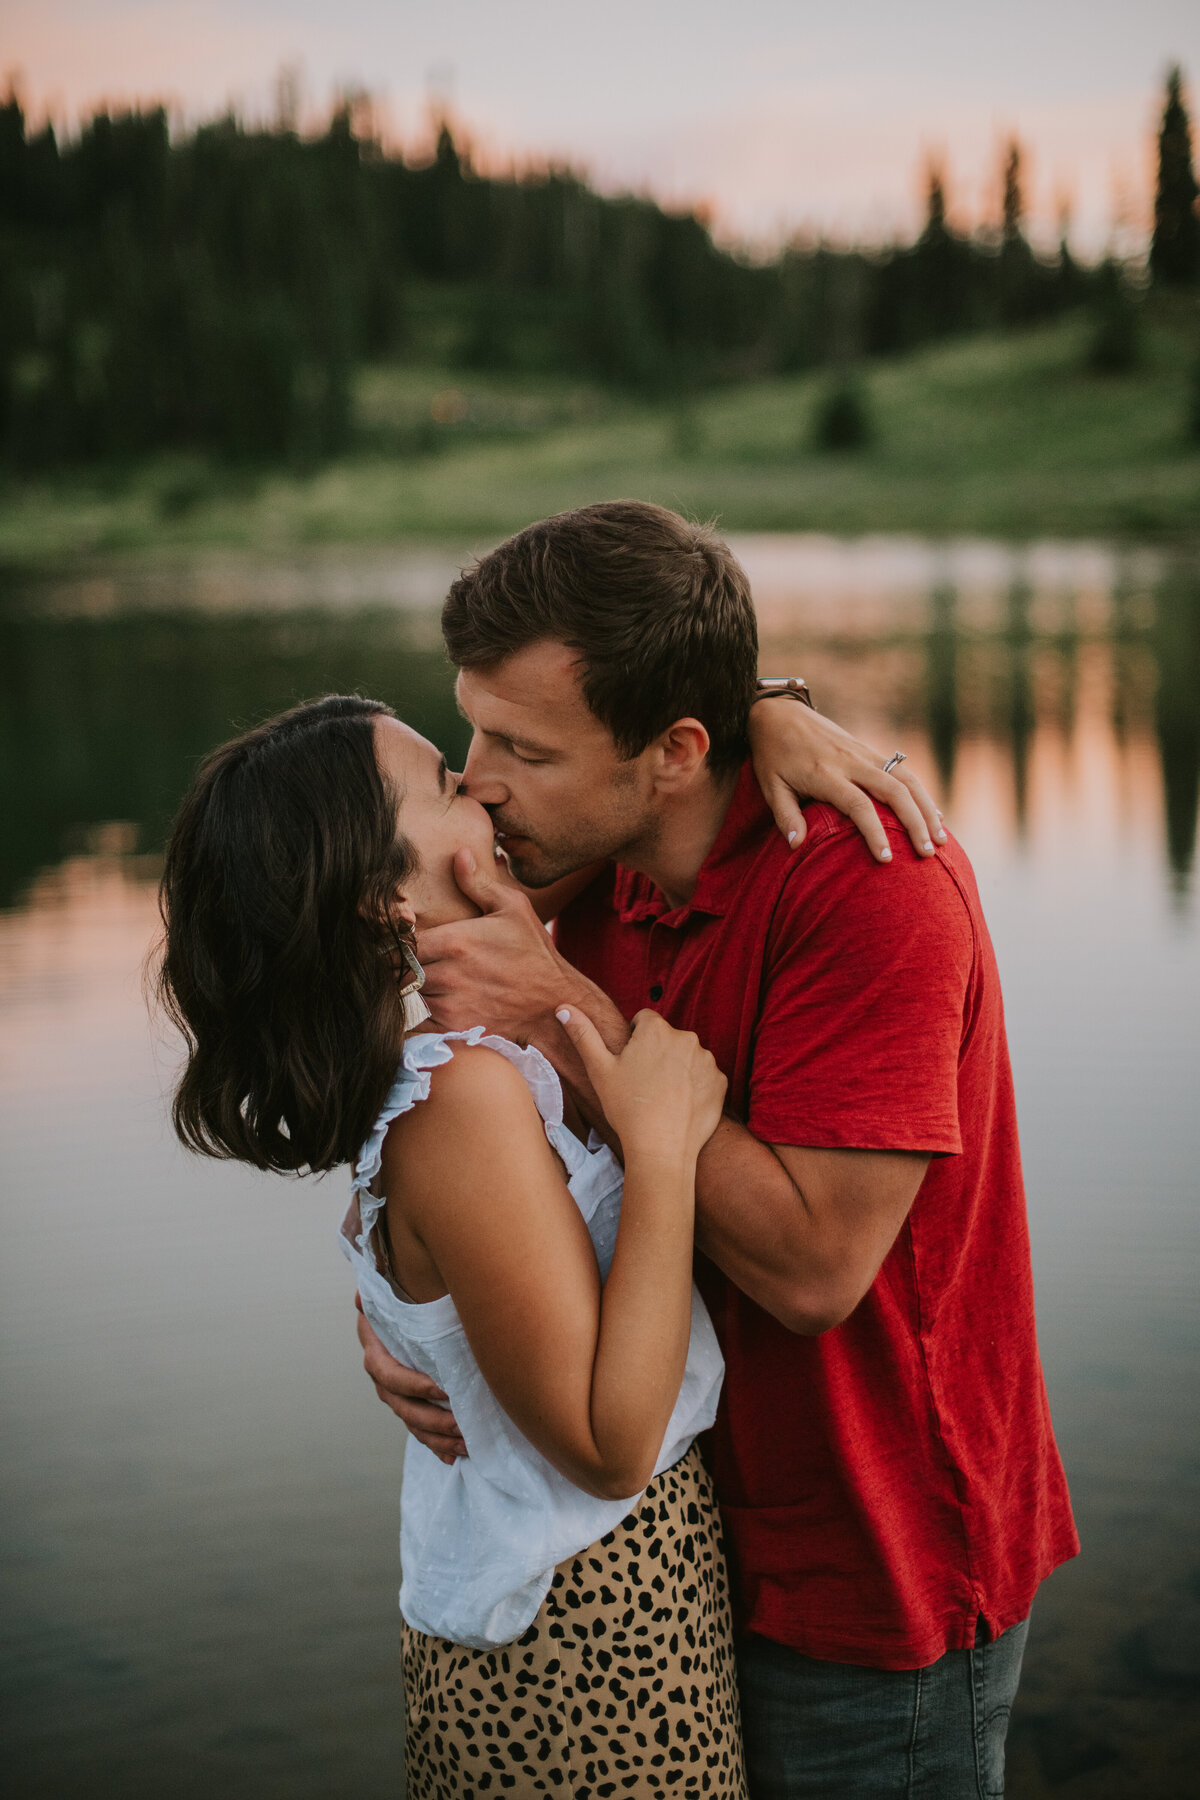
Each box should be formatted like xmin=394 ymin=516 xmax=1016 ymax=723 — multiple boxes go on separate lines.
xmin=1 ymin=537 xmax=1198 ymax=1799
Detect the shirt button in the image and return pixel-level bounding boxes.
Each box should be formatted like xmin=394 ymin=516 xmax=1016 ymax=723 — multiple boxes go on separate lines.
xmin=649 ymin=983 xmax=664 ymax=1002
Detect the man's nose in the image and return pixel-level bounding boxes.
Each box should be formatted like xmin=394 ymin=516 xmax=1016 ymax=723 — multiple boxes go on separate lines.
xmin=460 ymin=736 xmax=507 ymax=805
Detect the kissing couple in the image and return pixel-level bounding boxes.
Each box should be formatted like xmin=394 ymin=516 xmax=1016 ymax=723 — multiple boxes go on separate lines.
xmin=159 ymin=500 xmax=1076 ymax=1798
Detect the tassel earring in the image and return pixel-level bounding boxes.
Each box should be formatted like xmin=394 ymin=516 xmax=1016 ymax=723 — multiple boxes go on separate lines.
xmin=397 ymin=935 xmax=431 ymax=1032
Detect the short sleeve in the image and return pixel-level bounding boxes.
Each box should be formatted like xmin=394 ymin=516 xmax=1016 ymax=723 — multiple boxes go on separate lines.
xmin=748 ymin=824 xmax=975 ymax=1154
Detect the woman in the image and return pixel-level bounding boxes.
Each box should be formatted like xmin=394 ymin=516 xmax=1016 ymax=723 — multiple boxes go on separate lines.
xmin=159 ymin=694 xmax=747 ymax=1798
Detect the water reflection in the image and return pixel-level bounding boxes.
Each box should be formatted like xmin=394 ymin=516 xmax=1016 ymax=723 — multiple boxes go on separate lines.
xmin=925 ymin=582 xmax=959 ymax=797
xmin=1153 ymin=571 xmax=1200 ymax=893
xmin=752 ymin=543 xmax=1197 ymax=905
xmin=2 ymin=538 xmax=1199 ymax=1800
xmin=2 ymin=540 xmax=1197 ymax=906
xmin=0 ymin=604 xmax=467 ymax=909
xmin=1006 ymin=580 xmax=1035 ymax=834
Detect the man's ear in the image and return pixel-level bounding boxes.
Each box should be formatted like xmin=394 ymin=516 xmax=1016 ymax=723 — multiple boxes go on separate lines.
xmin=651 ymin=718 xmax=711 ymax=792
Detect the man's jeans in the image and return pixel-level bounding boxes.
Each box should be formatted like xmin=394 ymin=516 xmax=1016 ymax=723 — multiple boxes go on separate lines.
xmin=736 ymin=1617 xmax=1030 ymax=1799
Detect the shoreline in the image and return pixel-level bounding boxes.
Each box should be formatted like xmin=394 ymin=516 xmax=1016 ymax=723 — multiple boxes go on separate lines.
xmin=2 ymin=316 xmax=1198 ymax=572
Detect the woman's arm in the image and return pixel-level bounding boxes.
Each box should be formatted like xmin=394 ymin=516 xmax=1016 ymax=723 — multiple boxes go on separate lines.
xmin=381 ymin=1010 xmax=724 ymax=1500
xmin=493 ymin=706 xmax=943 ymax=926
xmin=748 ymin=695 xmax=945 ymax=861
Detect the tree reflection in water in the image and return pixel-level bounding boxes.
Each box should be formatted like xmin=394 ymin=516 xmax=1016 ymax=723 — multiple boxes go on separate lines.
xmin=0 ymin=539 xmax=1197 ymax=1800
xmin=0 ymin=545 xmax=1196 ymax=910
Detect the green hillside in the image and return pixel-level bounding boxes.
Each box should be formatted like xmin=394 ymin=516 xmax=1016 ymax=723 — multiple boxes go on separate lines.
xmin=2 ymin=310 xmax=1197 ymax=566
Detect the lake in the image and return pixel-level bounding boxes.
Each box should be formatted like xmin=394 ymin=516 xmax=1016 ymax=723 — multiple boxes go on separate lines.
xmin=1 ymin=535 xmax=1198 ymax=1799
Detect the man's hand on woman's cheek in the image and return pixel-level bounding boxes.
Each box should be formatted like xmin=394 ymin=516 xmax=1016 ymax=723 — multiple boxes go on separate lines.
xmin=417 ymin=847 xmax=585 ymax=1039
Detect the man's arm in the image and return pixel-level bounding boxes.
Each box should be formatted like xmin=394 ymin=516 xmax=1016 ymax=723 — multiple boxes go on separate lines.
xmin=354 ymin=1117 xmax=928 ymax=1452
xmin=355 ymin=1293 xmax=468 ymax=1463
xmin=382 ymin=830 xmax=969 ymax=1444
xmin=418 ymin=849 xmax=943 ymax=1335
xmin=692 ymin=1121 xmax=928 ymax=1332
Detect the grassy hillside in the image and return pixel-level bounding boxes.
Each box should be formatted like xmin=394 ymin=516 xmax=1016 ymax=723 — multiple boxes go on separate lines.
xmin=2 ymin=310 xmax=1197 ymax=566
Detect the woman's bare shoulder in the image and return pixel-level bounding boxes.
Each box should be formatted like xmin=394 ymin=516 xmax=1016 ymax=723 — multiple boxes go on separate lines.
xmin=382 ymin=1042 xmax=547 ymax=1182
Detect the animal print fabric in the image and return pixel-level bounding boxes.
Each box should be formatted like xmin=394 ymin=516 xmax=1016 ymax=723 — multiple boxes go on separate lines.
xmin=401 ymin=1443 xmax=748 ymax=1797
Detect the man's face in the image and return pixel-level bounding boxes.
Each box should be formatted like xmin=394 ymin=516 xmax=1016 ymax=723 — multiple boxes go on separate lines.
xmin=456 ymin=642 xmax=660 ymax=887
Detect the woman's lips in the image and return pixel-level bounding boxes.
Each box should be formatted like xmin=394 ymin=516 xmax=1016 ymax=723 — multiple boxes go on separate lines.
xmin=492 ymin=833 xmax=524 ymax=868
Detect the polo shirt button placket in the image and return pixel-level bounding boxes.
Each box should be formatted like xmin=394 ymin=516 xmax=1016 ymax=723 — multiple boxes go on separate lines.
xmin=646 ymin=919 xmax=671 ymax=1012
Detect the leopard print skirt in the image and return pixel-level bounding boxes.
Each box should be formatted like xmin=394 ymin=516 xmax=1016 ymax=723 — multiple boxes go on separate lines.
xmin=401 ymin=1442 xmax=747 ymax=1797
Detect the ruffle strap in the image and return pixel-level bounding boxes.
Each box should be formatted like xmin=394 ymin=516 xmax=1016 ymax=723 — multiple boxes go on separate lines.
xmin=349 ymin=1027 xmax=486 ymax=1254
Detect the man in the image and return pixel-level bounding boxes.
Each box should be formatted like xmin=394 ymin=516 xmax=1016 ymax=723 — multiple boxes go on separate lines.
xmin=360 ymin=501 xmax=1077 ymax=1797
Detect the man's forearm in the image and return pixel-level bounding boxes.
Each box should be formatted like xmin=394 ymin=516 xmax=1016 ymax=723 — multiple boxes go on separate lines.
xmin=537 ymin=984 xmax=832 ymax=1323
xmin=691 ymin=1116 xmax=833 ymax=1329
xmin=694 ymin=1116 xmax=929 ymax=1333
xmin=532 ymin=966 xmax=923 ymax=1333
xmin=535 ymin=977 xmax=857 ymax=1326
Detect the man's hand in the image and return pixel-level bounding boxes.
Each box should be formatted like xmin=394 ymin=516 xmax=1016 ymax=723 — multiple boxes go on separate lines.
xmin=418 ymin=848 xmax=597 ymax=1040
xmin=355 ymin=1296 xmax=466 ymax=1463
xmin=748 ymin=699 xmax=945 ymax=863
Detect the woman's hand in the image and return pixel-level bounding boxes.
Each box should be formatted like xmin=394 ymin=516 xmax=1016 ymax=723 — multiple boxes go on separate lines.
xmin=748 ymin=698 xmax=945 ymax=863
xmin=556 ymin=1006 xmax=726 ymax=1166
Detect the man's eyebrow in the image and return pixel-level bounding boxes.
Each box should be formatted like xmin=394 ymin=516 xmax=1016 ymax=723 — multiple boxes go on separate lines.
xmin=458 ymin=714 xmax=554 ymax=756
xmin=498 ymin=729 xmax=554 ymax=755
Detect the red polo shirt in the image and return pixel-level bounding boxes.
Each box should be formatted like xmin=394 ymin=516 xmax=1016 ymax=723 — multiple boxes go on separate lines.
xmin=555 ymin=763 xmax=1078 ymax=1669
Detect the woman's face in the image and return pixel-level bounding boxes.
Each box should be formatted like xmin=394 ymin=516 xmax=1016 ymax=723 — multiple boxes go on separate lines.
xmin=373 ymin=716 xmax=502 ymax=928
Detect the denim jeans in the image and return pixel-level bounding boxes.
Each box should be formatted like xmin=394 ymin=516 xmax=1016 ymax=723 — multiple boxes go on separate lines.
xmin=736 ymin=1616 xmax=1030 ymax=1799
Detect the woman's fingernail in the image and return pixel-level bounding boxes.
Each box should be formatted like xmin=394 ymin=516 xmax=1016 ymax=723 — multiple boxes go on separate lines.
xmin=787 ymin=830 xmax=797 ymax=846
xmin=923 ymin=840 xmax=935 ymax=854
xmin=555 ymin=1008 xmax=571 ymax=1024
xmin=936 ymin=828 xmax=947 ymax=842
xmin=879 ymin=847 xmax=893 ymax=862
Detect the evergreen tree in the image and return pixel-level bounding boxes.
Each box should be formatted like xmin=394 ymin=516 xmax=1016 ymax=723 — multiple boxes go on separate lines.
xmin=909 ymin=162 xmax=972 ymax=341
xmin=1053 ymin=199 xmax=1088 ymax=309
xmin=1187 ymin=354 xmax=1200 ymax=443
xmin=1086 ymin=259 xmax=1140 ymax=374
xmin=998 ymin=137 xmax=1035 ymax=324
xmin=1150 ymin=65 xmax=1199 ymax=285
xmin=812 ymin=369 xmax=873 ymax=451
xmin=1002 ymin=140 xmax=1024 ymax=247
xmin=0 ymin=82 xmax=1110 ymax=471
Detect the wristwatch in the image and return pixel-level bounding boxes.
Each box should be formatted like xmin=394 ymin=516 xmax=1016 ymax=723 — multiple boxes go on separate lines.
xmin=752 ymin=677 xmax=815 ymax=709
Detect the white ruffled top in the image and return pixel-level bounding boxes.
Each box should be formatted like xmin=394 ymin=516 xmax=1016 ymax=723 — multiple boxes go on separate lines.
xmin=340 ymin=1027 xmax=724 ymax=1650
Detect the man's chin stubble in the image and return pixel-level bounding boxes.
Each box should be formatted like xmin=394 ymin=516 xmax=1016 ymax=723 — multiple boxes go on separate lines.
xmin=505 ymin=852 xmax=574 ymax=889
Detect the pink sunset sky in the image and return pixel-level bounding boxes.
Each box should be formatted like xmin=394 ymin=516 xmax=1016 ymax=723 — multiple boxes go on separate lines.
xmin=6 ymin=0 xmax=1199 ymax=256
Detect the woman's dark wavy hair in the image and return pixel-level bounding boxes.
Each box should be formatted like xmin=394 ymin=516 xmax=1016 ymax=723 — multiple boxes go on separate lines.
xmin=156 ymin=695 xmax=418 ymax=1174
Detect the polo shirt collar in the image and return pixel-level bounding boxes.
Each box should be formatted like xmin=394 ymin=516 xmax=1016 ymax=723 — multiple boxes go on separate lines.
xmin=613 ymin=762 xmax=768 ymax=927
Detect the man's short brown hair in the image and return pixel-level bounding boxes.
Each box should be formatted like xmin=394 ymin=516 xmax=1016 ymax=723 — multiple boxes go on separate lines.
xmin=442 ymin=501 xmax=758 ymax=774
